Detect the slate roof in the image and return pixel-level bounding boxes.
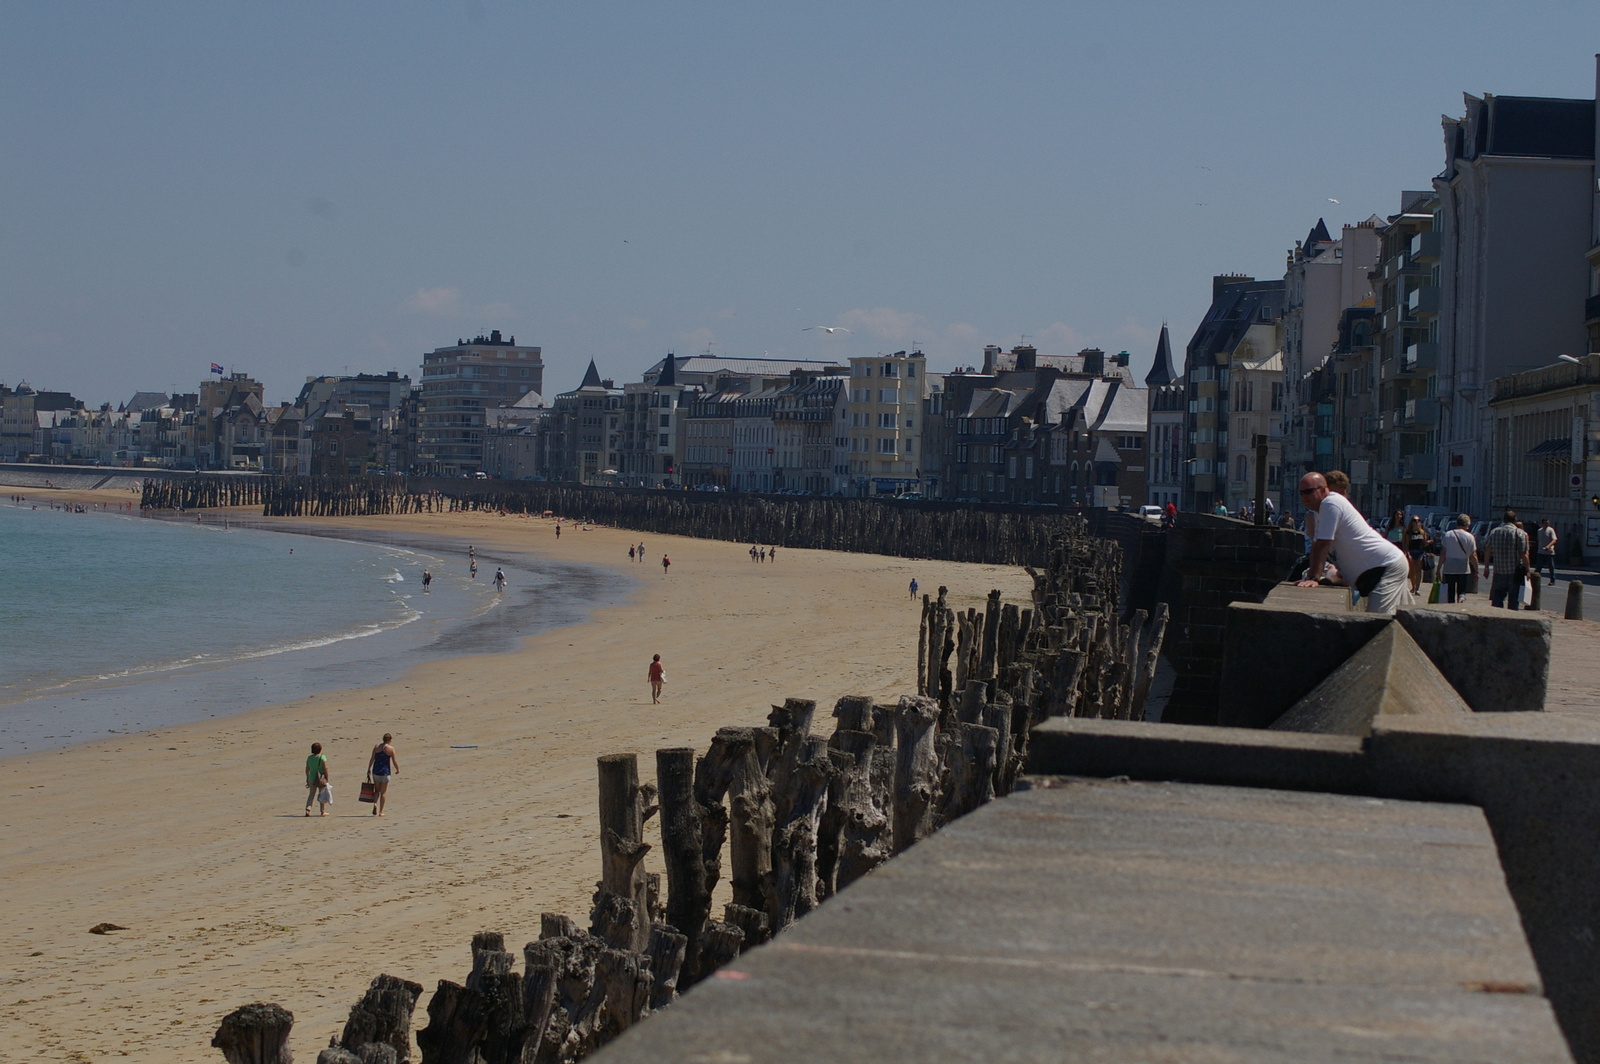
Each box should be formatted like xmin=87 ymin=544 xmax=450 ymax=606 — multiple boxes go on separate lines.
xmin=579 ymin=360 xmax=604 ymax=388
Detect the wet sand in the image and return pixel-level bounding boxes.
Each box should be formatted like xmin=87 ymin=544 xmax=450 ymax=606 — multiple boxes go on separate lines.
xmin=0 ymin=490 xmax=1031 ymax=1062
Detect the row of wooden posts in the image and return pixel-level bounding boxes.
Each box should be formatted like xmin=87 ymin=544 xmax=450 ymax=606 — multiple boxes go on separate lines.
xmin=243 ymin=476 xmax=1086 ymax=567
xmin=138 ymin=475 xmax=268 ymax=510
xmin=212 ymin=522 xmax=1163 ymax=1063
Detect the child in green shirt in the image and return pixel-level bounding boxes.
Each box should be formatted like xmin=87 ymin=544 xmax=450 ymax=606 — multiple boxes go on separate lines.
xmin=305 ymin=742 xmax=331 ymax=817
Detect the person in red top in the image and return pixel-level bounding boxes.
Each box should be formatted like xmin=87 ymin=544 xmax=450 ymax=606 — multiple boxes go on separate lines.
xmin=661 ymin=554 xmax=671 ymax=574
xmin=648 ymin=654 xmax=665 ymax=704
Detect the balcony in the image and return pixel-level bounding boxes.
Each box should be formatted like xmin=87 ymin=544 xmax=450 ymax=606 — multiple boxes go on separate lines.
xmin=1401 ymin=452 xmax=1438 ymax=480
xmin=1587 ymin=292 xmax=1600 ymax=324
xmin=1403 ymin=342 xmax=1440 ymax=373
xmin=1409 ymin=231 xmax=1441 ymax=262
xmin=1404 ymin=397 xmax=1440 ymax=427
xmin=1407 ymin=285 xmax=1441 ymax=316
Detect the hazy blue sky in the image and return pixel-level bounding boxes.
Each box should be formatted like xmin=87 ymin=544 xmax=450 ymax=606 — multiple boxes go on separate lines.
xmin=3 ymin=3 xmax=1598 ymax=406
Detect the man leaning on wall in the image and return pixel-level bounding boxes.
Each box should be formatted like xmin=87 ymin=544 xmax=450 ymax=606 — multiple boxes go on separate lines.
xmin=1294 ymin=472 xmax=1413 ymax=614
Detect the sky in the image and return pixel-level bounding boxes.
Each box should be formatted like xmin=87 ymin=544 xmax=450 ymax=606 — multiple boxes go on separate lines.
xmin=3 ymin=3 xmax=1599 ymax=407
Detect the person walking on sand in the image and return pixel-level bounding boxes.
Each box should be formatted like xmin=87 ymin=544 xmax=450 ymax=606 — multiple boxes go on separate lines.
xmin=648 ymin=654 xmax=665 ymax=704
xmin=638 ymin=541 xmax=645 ymax=562
xmin=662 ymin=553 xmax=671 ymax=574
xmin=305 ymin=742 xmax=331 ymax=817
xmin=555 ymin=523 xmax=561 ymax=540
xmin=493 ymin=567 xmax=506 ymax=592
xmin=909 ymin=577 xmax=919 ymax=599
xmin=366 ymin=733 xmax=399 ymax=816
xmin=629 ymin=545 xmax=636 ymax=562
xmin=422 ymin=568 xmax=432 ymax=593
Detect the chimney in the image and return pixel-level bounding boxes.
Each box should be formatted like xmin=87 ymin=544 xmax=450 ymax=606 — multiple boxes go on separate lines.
xmin=1080 ymin=348 xmax=1105 ymax=377
xmin=983 ymin=345 xmax=1002 ymax=374
xmin=1013 ymin=345 xmax=1037 ymax=372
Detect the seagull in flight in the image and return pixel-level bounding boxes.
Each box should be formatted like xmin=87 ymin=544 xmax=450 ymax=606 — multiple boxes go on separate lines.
xmin=804 ymin=325 xmax=852 ymax=334
xmin=1327 ymin=198 xmax=1340 ymax=204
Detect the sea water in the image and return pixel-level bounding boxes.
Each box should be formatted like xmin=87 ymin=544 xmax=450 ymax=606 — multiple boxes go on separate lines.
xmin=0 ymin=503 xmax=630 ymax=755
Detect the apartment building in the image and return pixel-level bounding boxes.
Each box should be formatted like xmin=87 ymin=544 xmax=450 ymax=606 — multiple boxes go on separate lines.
xmin=1435 ymin=88 xmax=1597 ymax=515
xmin=844 ymin=350 xmax=926 ymax=495
xmin=1279 ymin=220 xmax=1380 ymax=507
xmin=1367 ymin=190 xmax=1441 ymax=512
xmin=1183 ymin=276 xmax=1283 ymax=512
xmin=417 ymin=331 xmax=543 ymax=475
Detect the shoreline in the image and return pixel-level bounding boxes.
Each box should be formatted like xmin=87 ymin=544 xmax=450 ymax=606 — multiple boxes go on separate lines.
xmin=0 ymin=502 xmax=632 ymax=758
xmin=0 ymin=488 xmax=1032 ymax=1063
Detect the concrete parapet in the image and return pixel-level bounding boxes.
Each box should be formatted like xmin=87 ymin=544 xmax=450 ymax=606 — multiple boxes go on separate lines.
xmin=1025 ymin=713 xmax=1600 ymax=1064
xmin=1216 ymin=601 xmax=1389 ymax=728
xmin=1395 ymin=603 xmax=1552 ymax=712
xmin=1269 ymin=622 xmax=1472 ymax=736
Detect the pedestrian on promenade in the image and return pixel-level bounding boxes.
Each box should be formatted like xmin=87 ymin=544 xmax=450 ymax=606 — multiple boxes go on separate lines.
xmin=1294 ymin=472 xmax=1411 ymax=613
xmin=1403 ymin=516 xmax=1432 ymax=595
xmin=493 ymin=567 xmax=506 ymax=592
xmin=305 ymin=742 xmax=331 ymax=817
xmin=1440 ymin=514 xmax=1479 ymax=604
xmin=648 ymin=654 xmax=665 ymax=704
xmin=366 ymin=733 xmax=399 ymax=816
xmin=1384 ymin=511 xmax=1405 ymax=547
xmin=1484 ymin=510 xmax=1531 ymax=611
xmin=909 ymin=578 xmax=919 ymax=599
xmin=662 ymin=554 xmax=671 ymax=574
xmin=1537 ymin=519 xmax=1559 ymax=585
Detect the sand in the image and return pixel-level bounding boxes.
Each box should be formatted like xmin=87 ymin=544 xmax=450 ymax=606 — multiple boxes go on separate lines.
xmin=0 ymin=489 xmax=1031 ymax=1063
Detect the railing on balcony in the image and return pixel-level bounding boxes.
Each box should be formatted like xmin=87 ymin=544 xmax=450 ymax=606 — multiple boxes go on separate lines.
xmin=1407 ymin=286 xmax=1441 ymax=316
xmin=1409 ymin=231 xmax=1441 ymax=262
xmin=1403 ymin=397 xmax=1439 ymax=427
xmin=1403 ymin=341 xmax=1440 ymax=373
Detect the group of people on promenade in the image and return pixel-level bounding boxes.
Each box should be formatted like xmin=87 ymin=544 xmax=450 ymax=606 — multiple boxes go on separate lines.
xmin=1292 ymin=470 xmax=1553 ymax=613
xmin=303 ymin=734 xmax=399 ymax=817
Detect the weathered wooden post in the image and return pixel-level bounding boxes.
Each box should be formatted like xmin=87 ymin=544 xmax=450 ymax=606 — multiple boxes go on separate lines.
xmin=655 ymin=747 xmax=710 ymax=976
xmin=892 ymin=694 xmax=941 ymax=854
xmin=338 ymin=975 xmax=424 ymax=1062
xmin=212 ymin=1003 xmax=293 ymax=1064
xmin=594 ymin=754 xmax=653 ymax=952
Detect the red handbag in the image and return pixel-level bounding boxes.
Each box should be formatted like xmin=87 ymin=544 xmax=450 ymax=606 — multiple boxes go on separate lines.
xmin=359 ymin=781 xmax=377 ymax=804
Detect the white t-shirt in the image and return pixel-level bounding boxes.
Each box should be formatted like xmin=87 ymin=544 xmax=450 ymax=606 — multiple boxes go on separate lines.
xmin=1440 ymin=528 xmax=1477 ymax=575
xmin=1310 ymin=492 xmax=1405 ymax=579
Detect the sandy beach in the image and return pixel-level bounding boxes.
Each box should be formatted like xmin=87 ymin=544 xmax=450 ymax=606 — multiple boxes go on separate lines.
xmin=0 ymin=488 xmax=1031 ymax=1063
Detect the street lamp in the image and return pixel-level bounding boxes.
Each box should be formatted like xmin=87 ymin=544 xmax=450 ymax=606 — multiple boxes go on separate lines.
xmin=1558 ymin=354 xmax=1582 ymax=365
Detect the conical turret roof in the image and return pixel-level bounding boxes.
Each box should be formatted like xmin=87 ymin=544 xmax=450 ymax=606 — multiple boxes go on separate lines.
xmin=579 ymin=359 xmax=603 ymax=388
xmin=1144 ymin=324 xmax=1177 ymax=386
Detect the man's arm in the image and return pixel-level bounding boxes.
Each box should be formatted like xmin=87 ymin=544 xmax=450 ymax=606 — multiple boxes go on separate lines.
xmin=1297 ymin=539 xmax=1332 ymax=587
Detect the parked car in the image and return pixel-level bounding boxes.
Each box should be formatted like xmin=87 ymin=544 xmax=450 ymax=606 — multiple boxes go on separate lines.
xmin=1137 ymin=504 xmax=1164 ymax=525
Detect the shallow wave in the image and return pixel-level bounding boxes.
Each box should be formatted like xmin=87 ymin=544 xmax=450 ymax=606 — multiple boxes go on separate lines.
xmin=0 ymin=607 xmax=422 ymax=704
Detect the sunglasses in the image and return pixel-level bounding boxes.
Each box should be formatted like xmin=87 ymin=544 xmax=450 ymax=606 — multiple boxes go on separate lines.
xmin=1298 ymin=487 xmax=1319 ymax=495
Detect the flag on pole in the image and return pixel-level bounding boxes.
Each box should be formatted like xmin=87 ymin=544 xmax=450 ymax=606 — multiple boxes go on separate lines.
xmin=210 ymin=363 xmax=224 ymax=375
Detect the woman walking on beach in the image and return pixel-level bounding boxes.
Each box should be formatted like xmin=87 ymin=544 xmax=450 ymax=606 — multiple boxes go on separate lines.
xmin=366 ymin=734 xmax=399 ymax=816
xmin=305 ymin=742 xmax=331 ymax=817
xmin=662 ymin=554 xmax=671 ymax=574
xmin=648 ymin=654 xmax=665 ymax=704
